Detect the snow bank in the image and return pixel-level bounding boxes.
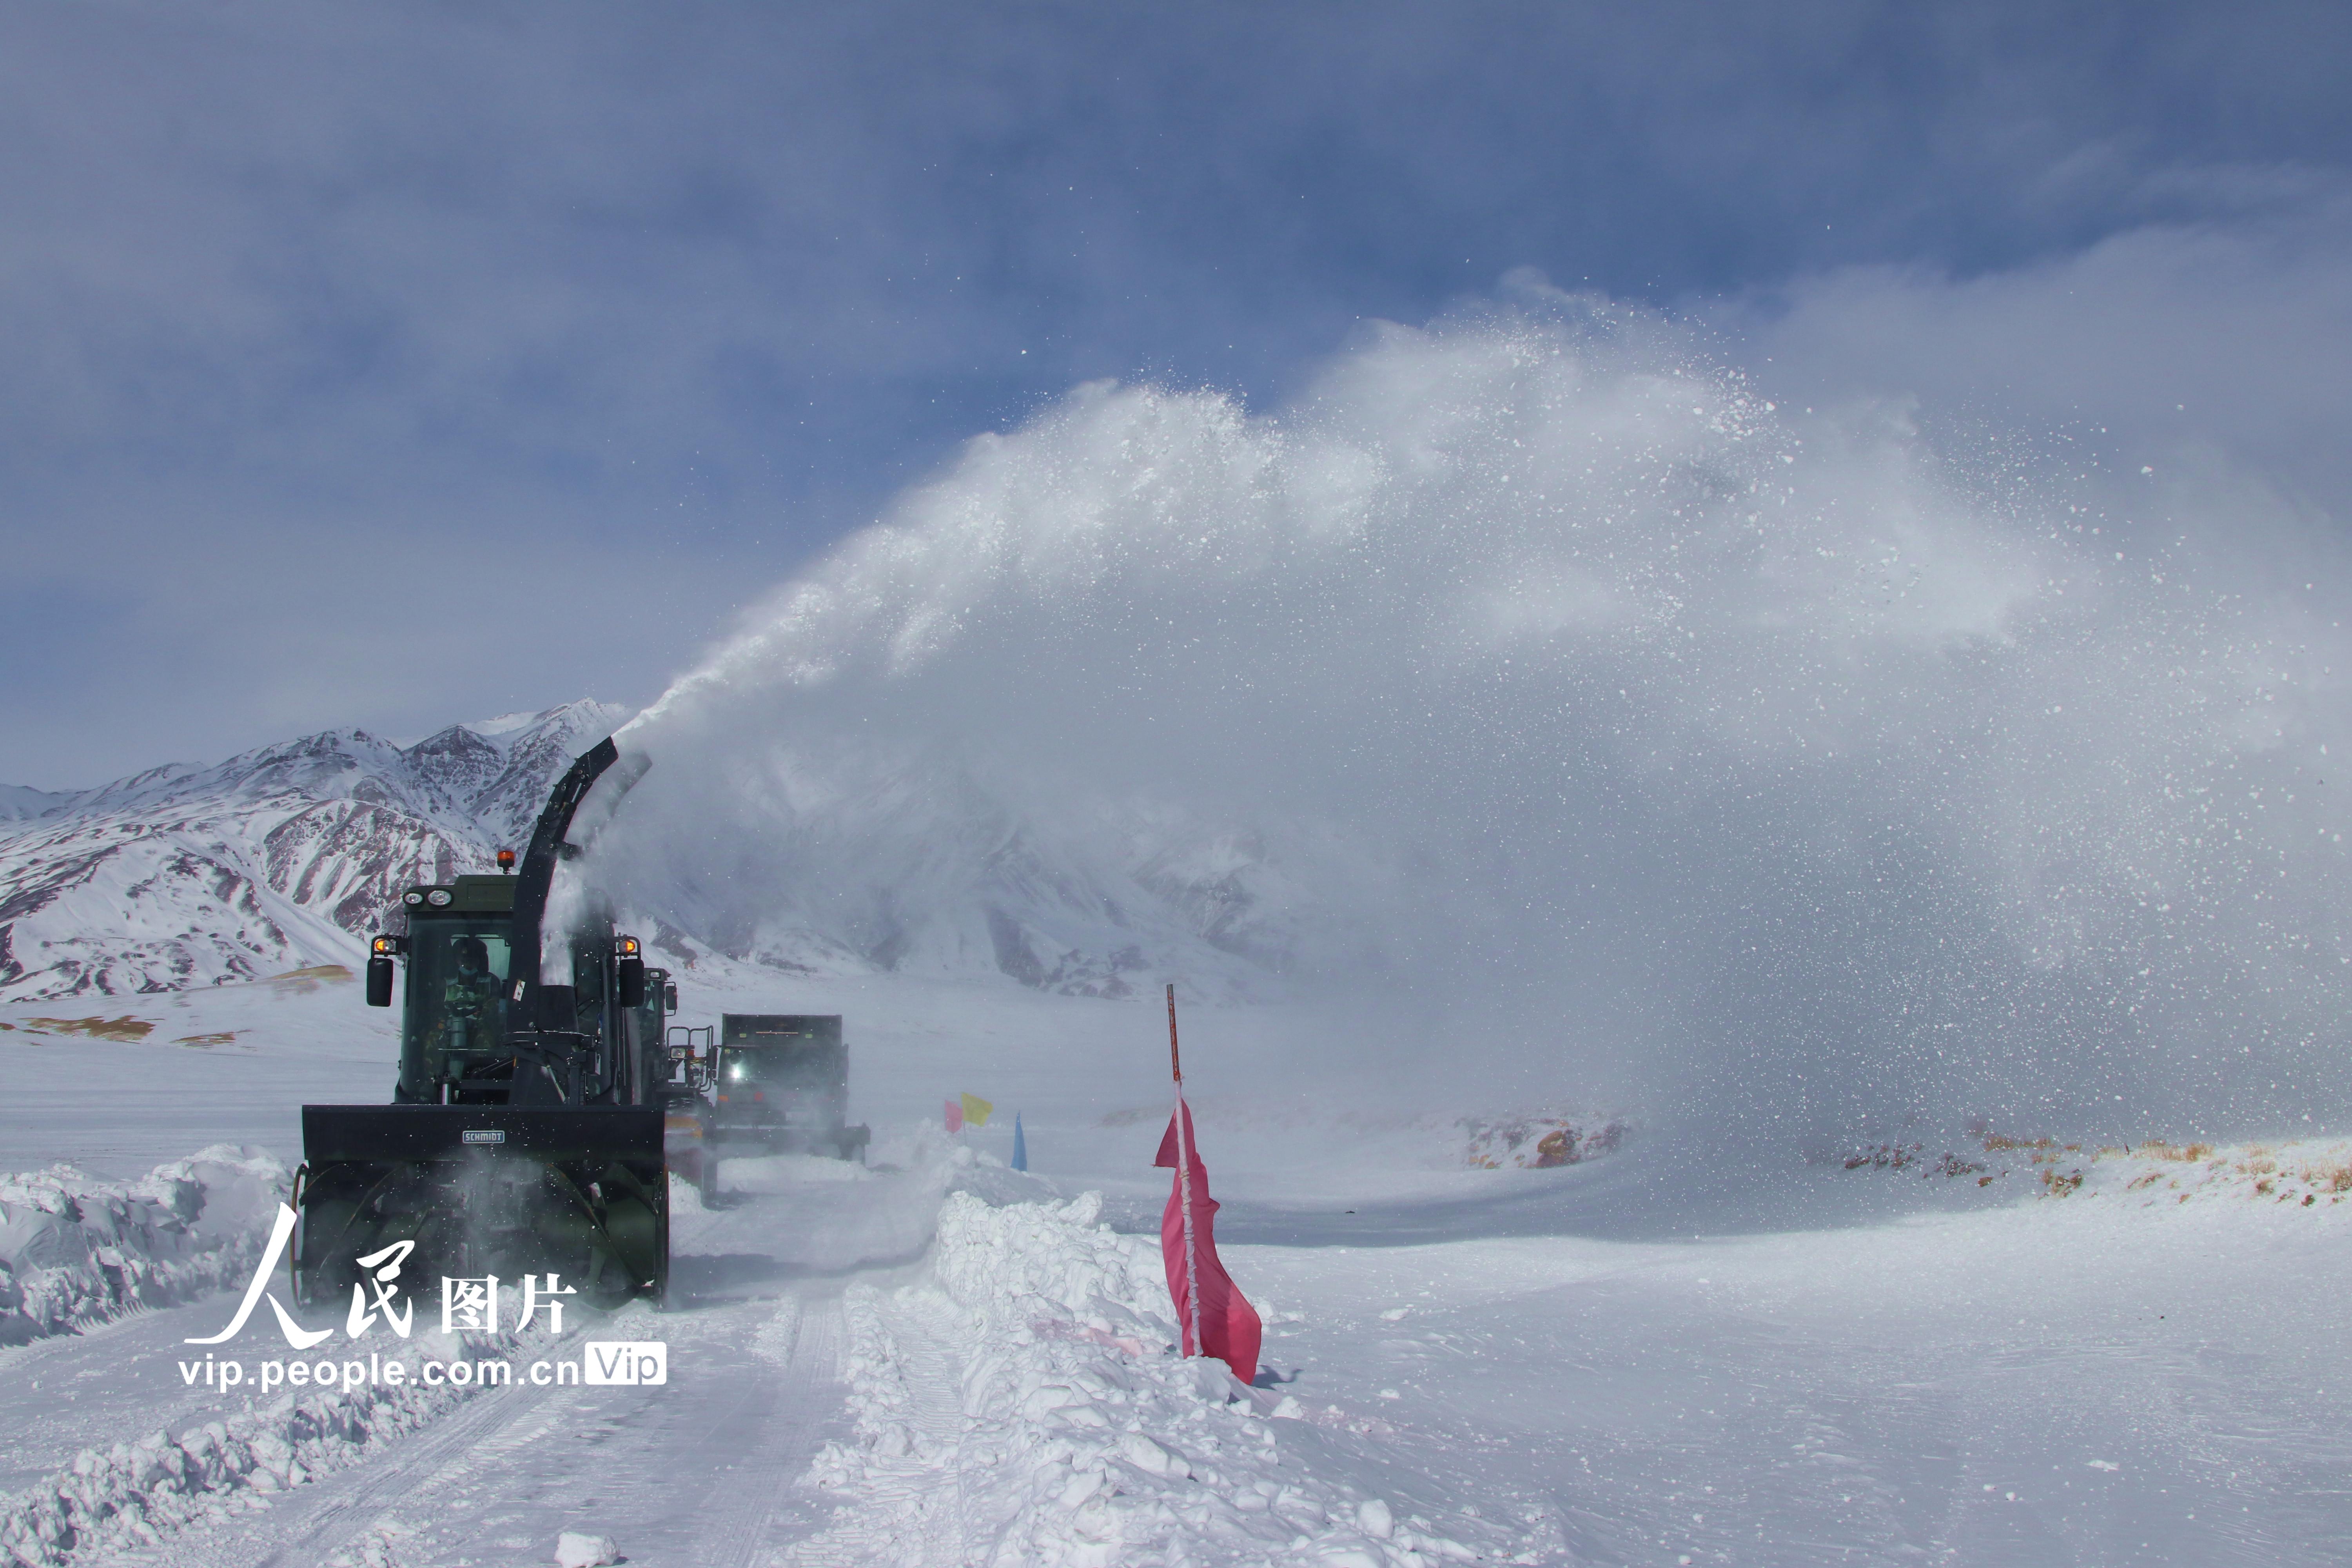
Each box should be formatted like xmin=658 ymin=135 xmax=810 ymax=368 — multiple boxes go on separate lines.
xmin=0 ymin=1145 xmax=483 ymax=1565
xmin=0 ymin=1368 xmax=484 ymax=1566
xmin=802 ymin=1191 xmax=1541 ymax=1566
xmin=872 ymin=1118 xmax=1066 ymax=1209
xmin=0 ymin=1147 xmax=285 ymax=1347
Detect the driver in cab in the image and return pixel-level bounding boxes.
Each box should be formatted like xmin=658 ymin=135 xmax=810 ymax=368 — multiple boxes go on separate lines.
xmin=441 ymin=936 xmax=502 ymax=1048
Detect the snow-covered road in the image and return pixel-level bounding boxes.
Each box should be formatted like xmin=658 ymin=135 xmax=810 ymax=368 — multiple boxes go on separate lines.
xmin=16 ymin=1155 xmax=2352 ymax=1567
xmin=9 ymin=983 xmax=2352 ymax=1566
xmin=3 ymin=1172 xmax=886 ymax=1568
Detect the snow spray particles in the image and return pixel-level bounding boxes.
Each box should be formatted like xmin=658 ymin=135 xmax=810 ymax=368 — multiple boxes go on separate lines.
xmin=603 ymin=281 xmax=2352 ymax=1145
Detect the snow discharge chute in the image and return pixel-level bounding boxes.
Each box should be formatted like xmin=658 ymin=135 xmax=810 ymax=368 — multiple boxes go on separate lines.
xmin=1153 ymin=985 xmax=1261 ymax=1387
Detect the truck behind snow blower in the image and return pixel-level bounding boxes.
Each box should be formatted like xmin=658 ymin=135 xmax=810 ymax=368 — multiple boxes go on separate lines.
xmin=292 ymin=738 xmax=674 ymax=1309
xmin=662 ymin=1014 xmax=871 ymax=1200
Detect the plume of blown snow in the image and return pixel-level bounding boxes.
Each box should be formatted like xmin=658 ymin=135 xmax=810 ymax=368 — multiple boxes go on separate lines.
xmin=598 ymin=281 xmax=2352 ymax=1145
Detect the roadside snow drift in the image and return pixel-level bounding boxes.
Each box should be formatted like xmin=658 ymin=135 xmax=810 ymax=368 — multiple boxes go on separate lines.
xmin=796 ymin=1191 xmax=1542 ymax=1567
xmin=0 ymin=1370 xmax=481 ymax=1567
xmin=0 ymin=1148 xmax=284 ymax=1347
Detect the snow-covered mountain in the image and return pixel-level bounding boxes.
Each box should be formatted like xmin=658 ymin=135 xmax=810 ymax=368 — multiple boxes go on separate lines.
xmin=0 ymin=702 xmax=1320 ymax=1004
xmin=0 ymin=703 xmax=628 ymax=1000
xmin=602 ymin=753 xmax=1324 ymax=1002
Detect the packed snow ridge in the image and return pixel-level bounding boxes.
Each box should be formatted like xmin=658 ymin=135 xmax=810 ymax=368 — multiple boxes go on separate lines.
xmin=795 ymin=1191 xmax=1538 ymax=1567
xmin=0 ymin=1148 xmax=286 ymax=1347
xmin=0 ymin=1367 xmax=485 ymax=1567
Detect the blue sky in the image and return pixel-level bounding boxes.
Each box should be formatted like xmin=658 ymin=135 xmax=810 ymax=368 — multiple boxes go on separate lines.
xmin=4 ymin=0 xmax=2349 ymax=785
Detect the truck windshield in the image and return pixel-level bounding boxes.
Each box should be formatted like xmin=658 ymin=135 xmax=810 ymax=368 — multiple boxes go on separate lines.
xmin=718 ymin=1048 xmax=828 ymax=1092
xmin=406 ymin=921 xmax=514 ymax=1060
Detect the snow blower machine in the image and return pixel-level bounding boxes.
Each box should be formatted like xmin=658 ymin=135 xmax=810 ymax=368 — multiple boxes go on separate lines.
xmin=292 ymin=737 xmax=675 ymax=1308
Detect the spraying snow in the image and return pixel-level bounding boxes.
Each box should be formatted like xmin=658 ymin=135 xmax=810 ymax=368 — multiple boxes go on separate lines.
xmin=600 ymin=281 xmax=2352 ymax=1147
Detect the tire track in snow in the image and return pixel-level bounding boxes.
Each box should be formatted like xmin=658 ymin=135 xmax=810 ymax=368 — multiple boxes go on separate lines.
xmin=261 ymin=1366 xmax=593 ymax=1568
xmin=687 ymin=1296 xmax=843 ymax=1568
xmin=783 ymin=1285 xmax=978 ymax=1568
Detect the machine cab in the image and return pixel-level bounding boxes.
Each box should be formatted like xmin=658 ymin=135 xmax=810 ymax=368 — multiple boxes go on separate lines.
xmin=368 ymin=873 xmax=650 ymax=1105
xmin=386 ymin=876 xmax=516 ymax=1070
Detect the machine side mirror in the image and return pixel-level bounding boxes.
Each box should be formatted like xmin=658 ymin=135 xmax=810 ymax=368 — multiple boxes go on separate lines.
xmin=664 ymin=983 xmax=679 ymax=1011
xmin=365 ymin=955 xmax=394 ymax=1007
xmin=617 ymin=956 xmax=647 ymax=1010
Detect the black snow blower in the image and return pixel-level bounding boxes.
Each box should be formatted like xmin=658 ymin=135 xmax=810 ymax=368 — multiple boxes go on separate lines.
xmin=293 ymin=737 xmax=675 ymax=1308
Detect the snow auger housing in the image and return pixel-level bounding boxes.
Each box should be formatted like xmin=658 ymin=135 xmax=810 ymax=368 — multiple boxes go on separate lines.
xmin=294 ymin=737 xmax=672 ymax=1307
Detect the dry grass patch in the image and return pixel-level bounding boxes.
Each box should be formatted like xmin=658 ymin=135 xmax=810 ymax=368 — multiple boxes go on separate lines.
xmin=1463 ymin=1112 xmax=1626 ymax=1169
xmin=1829 ymin=1126 xmax=2349 ymax=1209
xmin=265 ymin=964 xmax=353 ymax=993
xmin=2303 ymin=1163 xmax=2352 ymax=1194
xmin=20 ymin=1015 xmax=155 ymax=1042
xmin=2126 ymin=1140 xmax=2213 ymax=1161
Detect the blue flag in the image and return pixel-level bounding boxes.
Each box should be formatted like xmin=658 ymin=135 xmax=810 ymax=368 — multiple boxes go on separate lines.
xmin=1012 ymin=1112 xmax=1027 ymax=1172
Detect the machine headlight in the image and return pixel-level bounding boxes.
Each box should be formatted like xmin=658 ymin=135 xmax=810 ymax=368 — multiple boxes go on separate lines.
xmin=403 ymin=891 xmax=425 ymax=906
xmin=426 ymin=889 xmax=453 ymax=907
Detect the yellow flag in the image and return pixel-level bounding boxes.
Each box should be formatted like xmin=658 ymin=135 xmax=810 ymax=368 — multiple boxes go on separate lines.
xmin=960 ymin=1092 xmax=993 ymax=1129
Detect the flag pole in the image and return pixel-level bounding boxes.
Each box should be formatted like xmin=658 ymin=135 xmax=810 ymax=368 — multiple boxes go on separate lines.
xmin=1167 ymin=983 xmax=1204 ymax=1359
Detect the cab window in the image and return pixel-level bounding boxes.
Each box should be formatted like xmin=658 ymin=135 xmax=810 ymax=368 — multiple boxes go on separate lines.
xmin=405 ymin=923 xmax=513 ymax=1058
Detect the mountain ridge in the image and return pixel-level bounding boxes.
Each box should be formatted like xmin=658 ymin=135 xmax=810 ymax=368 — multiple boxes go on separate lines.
xmin=0 ymin=702 xmax=627 ymax=1000
xmin=0 ymin=702 xmax=1314 ymax=1003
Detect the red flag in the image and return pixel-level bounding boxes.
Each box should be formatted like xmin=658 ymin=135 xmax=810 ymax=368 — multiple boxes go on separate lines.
xmin=944 ymin=1097 xmax=964 ymax=1133
xmin=1154 ymin=1095 xmax=1261 ymax=1386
